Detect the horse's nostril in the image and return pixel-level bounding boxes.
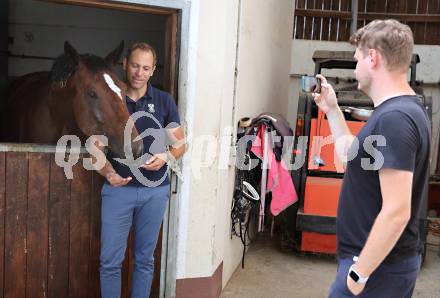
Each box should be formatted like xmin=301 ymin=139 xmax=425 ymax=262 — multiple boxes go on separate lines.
xmin=133 ymin=141 xmax=144 ymax=159
xmin=122 ymin=141 xmax=143 ymax=159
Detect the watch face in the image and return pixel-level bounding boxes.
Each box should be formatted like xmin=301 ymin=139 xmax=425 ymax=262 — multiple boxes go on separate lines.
xmin=349 ymin=270 xmax=360 ymax=282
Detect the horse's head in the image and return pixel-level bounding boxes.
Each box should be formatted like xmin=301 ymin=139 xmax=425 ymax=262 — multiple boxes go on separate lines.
xmin=50 ymin=41 xmax=143 ymax=159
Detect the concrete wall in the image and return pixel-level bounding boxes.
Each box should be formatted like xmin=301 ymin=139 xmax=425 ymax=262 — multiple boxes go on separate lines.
xmin=234 ymin=0 xmax=294 ymax=121
xmin=179 ymin=0 xmax=237 ymax=279
xmin=289 ymin=40 xmax=440 ymax=173
xmin=223 ymin=0 xmax=294 ymax=285
xmin=176 ymin=0 xmax=294 ymax=287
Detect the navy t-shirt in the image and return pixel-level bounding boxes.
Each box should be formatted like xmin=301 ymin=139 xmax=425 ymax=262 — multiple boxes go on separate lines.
xmin=108 ymin=83 xmax=180 ymax=187
xmin=337 ymin=95 xmax=431 ymax=263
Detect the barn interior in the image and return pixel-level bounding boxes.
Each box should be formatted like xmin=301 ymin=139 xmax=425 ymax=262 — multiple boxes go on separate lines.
xmin=0 ymin=0 xmax=171 ymax=142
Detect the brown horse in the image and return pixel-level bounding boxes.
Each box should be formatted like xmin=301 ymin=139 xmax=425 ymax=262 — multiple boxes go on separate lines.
xmin=3 ymin=41 xmax=143 ymax=158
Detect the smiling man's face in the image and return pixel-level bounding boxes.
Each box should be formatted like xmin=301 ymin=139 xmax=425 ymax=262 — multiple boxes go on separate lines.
xmin=123 ymin=49 xmax=156 ymax=92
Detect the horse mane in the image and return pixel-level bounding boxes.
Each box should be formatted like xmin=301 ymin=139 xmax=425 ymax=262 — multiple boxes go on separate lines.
xmin=50 ymin=54 xmax=76 ymax=87
xmin=50 ymin=53 xmax=112 ymax=87
xmin=81 ymin=54 xmax=112 ymax=73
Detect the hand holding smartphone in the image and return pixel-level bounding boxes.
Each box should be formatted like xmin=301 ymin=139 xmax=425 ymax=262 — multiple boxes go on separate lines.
xmin=301 ymin=75 xmax=321 ymax=93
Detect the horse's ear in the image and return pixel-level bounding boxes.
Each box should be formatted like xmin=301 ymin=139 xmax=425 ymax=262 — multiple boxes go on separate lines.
xmin=105 ymin=41 xmax=124 ymax=65
xmin=64 ymin=41 xmax=79 ymax=65
xmin=50 ymin=41 xmax=78 ymax=87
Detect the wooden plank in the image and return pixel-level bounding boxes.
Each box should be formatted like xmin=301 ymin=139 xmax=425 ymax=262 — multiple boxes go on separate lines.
xmin=352 ymin=0 xmax=366 ymax=33
xmin=38 ymin=0 xmax=175 ymax=15
xmin=150 ymin=227 xmax=163 ymax=298
xmin=388 ymin=0 xmax=398 ymax=12
xmin=321 ymin=0 xmax=332 ymax=40
xmin=294 ymin=0 xmax=306 ymax=39
xmin=398 ymin=0 xmax=409 ymax=14
xmin=437 ymin=104 xmax=440 ymax=173
xmin=415 ymin=0 xmax=429 ymax=43
xmin=88 ymin=173 xmax=104 ymax=298
xmin=129 ymin=231 xmax=135 ymax=298
xmin=375 ymin=0 xmax=386 ymax=13
xmin=313 ymin=0 xmax=325 ymax=40
xmin=0 ymin=153 xmax=5 ymax=298
xmin=4 ymin=152 xmax=28 ymax=298
xmin=388 ymin=0 xmax=408 ymax=25
xmin=330 ymin=0 xmax=341 ymax=42
xmin=436 ymin=0 xmax=440 ymax=45
xmin=406 ymin=0 xmax=418 ymax=38
xmin=358 ymin=0 xmax=366 ymax=28
xmin=26 ymin=153 xmax=50 ymax=298
xmin=48 ymin=156 xmax=70 ymax=298
xmin=366 ymin=0 xmax=376 ymax=12
xmin=339 ymin=0 xmax=350 ymax=42
xmin=425 ymin=0 xmax=440 ymax=44
xmin=304 ymin=0 xmax=314 ymax=40
xmin=294 ymin=8 xmax=440 ymax=22
xmin=163 ymin=12 xmax=179 ymax=99
xmin=69 ymin=162 xmax=92 ymax=298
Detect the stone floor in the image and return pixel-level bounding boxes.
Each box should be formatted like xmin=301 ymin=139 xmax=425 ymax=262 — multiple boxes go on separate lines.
xmin=221 ymin=233 xmax=440 ymax=298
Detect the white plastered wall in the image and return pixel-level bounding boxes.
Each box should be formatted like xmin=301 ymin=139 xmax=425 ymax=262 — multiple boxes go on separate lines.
xmin=222 ymin=0 xmax=294 ymax=286
xmin=176 ymin=0 xmax=294 ymax=288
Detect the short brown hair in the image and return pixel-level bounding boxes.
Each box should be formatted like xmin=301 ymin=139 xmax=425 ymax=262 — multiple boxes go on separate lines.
xmin=126 ymin=42 xmax=157 ymax=66
xmin=350 ymin=19 xmax=414 ymax=71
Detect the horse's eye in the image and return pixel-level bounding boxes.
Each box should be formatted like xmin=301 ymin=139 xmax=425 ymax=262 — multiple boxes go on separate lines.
xmin=87 ymin=90 xmax=97 ymax=99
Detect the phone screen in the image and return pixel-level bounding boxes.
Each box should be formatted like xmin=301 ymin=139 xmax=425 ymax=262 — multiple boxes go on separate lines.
xmin=301 ymin=75 xmax=321 ymax=93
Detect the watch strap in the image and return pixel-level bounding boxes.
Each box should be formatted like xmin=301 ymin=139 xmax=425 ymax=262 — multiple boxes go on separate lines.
xmin=348 ymin=264 xmax=369 ymax=284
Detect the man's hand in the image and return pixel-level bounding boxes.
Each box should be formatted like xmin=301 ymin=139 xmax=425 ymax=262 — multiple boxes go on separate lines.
xmin=312 ymin=74 xmax=339 ymax=114
xmin=142 ymin=153 xmax=167 ymax=171
xmin=346 ymin=275 xmax=365 ymax=296
xmin=105 ymin=172 xmax=132 ymax=187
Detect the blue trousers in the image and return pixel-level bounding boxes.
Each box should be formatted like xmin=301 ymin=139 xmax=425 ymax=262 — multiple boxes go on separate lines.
xmin=100 ymin=183 xmax=170 ymax=298
xmin=328 ymin=254 xmax=421 ymax=298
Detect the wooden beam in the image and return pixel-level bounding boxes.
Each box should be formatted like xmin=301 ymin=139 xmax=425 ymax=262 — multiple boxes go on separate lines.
xmin=295 ymin=9 xmax=440 ymax=23
xmin=163 ymin=12 xmax=179 ymax=99
xmin=38 ymin=0 xmax=177 ymax=15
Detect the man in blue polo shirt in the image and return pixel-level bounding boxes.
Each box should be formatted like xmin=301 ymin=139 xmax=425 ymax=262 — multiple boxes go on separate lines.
xmin=97 ymin=42 xmax=186 ymax=298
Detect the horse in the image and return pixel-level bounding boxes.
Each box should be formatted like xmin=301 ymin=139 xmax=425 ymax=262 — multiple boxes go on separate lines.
xmin=2 ymin=41 xmax=143 ymax=159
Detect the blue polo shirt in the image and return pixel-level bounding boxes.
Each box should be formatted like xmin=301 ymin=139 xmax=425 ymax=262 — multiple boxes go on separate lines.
xmin=108 ymin=83 xmax=180 ymax=187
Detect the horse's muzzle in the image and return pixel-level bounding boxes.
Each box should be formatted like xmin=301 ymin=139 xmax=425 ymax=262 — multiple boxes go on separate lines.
xmin=130 ymin=140 xmax=144 ymax=159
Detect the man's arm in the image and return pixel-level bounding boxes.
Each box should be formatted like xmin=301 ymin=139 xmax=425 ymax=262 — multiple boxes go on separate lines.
xmin=167 ymin=126 xmax=187 ymax=160
xmin=347 ymin=168 xmax=412 ymax=294
xmin=313 ymin=75 xmax=355 ymax=164
xmin=97 ymin=160 xmax=132 ymax=186
xmin=89 ymin=138 xmax=132 ymax=186
xmin=142 ymin=126 xmax=186 ymax=171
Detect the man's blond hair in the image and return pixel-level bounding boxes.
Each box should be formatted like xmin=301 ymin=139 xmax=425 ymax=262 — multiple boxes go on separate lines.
xmin=126 ymin=42 xmax=157 ymax=66
xmin=350 ymin=19 xmax=414 ymax=71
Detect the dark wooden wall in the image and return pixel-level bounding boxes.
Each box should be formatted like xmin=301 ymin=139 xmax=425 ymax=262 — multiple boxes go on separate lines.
xmin=294 ymin=0 xmax=440 ymax=44
xmin=0 ymin=151 xmax=161 ymax=298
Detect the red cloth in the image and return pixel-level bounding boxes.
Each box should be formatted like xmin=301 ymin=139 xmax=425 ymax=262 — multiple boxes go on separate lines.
xmin=251 ymin=124 xmax=298 ymax=216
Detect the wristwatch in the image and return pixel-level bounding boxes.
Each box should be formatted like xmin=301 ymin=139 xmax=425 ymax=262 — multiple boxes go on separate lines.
xmin=348 ymin=265 xmax=369 ymax=284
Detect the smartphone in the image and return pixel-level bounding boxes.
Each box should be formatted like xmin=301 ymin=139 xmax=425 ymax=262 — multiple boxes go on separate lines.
xmin=301 ymin=75 xmax=321 ymax=93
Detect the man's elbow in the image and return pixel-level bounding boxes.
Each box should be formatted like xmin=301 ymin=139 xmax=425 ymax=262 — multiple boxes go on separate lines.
xmin=384 ymin=207 xmax=411 ymax=228
xmin=396 ymin=212 xmax=411 ymax=227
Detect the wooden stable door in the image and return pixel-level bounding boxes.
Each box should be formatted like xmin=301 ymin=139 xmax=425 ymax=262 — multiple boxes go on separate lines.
xmin=0 ymin=151 xmax=162 ymax=298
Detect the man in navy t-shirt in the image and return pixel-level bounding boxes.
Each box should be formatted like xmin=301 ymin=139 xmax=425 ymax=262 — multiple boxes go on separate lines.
xmin=96 ymin=42 xmax=186 ymax=298
xmin=313 ymin=20 xmax=431 ymax=297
